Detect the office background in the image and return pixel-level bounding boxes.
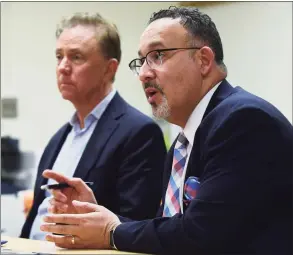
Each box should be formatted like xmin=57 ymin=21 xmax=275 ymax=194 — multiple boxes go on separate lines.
xmin=1 ymin=1 xmax=292 ymax=236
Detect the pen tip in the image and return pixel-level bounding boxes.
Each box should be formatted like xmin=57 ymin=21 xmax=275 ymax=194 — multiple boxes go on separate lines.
xmin=40 ymin=185 xmax=46 ymax=190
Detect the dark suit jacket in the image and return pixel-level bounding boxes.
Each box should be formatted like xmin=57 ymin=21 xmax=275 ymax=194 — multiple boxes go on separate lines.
xmin=114 ymin=80 xmax=293 ymax=255
xmin=20 ymin=92 xmax=167 ymax=238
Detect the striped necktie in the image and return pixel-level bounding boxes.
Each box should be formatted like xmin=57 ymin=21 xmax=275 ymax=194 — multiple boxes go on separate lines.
xmin=163 ymin=132 xmax=189 ymax=217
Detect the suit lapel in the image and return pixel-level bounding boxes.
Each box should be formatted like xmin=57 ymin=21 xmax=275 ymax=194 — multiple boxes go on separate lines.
xmin=184 ymin=79 xmax=236 ymax=180
xmin=73 ymin=93 xmax=126 ymax=179
xmin=34 ymin=123 xmax=71 ymax=201
xmin=203 ymin=79 xmax=236 ymax=119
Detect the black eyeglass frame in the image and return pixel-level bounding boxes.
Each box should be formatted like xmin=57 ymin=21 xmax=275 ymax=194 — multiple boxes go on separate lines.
xmin=128 ymin=47 xmax=202 ymax=75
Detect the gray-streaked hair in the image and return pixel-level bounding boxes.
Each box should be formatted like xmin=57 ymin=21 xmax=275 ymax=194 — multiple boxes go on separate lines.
xmin=149 ymin=6 xmax=227 ymax=73
xmin=56 ymin=12 xmax=121 ymax=64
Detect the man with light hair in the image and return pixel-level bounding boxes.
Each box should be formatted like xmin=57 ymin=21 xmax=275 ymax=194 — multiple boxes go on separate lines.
xmin=20 ymin=12 xmax=167 ymax=240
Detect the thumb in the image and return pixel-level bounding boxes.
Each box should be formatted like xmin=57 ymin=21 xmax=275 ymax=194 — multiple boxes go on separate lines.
xmin=72 ymin=200 xmax=98 ymax=213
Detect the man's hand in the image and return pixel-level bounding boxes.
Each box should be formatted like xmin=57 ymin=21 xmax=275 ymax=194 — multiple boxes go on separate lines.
xmin=40 ymin=200 xmax=121 ymax=249
xmin=42 ymin=170 xmax=97 ymax=214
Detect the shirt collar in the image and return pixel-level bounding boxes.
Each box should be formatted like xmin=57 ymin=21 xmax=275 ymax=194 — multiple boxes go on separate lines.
xmin=183 ymin=81 xmax=222 ymax=146
xmin=69 ymin=88 xmax=117 ymax=130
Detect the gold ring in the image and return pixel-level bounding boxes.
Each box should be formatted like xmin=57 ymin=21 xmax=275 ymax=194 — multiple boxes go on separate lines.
xmin=71 ymin=236 xmax=75 ymax=245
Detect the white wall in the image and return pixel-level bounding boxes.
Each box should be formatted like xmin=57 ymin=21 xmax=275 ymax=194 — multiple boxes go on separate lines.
xmin=1 ymin=1 xmax=175 ymax=153
xmin=197 ymin=2 xmax=292 ymax=122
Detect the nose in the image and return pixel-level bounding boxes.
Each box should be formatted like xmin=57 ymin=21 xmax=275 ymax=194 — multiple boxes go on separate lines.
xmin=138 ymin=61 xmax=155 ymax=83
xmin=57 ymin=57 xmax=71 ymax=74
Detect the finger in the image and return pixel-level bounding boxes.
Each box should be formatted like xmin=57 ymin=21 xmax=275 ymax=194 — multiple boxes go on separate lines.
xmin=67 ymin=178 xmax=93 ymax=195
xmin=42 ymin=170 xmax=71 ymax=184
xmin=46 ymin=234 xmax=85 ymax=249
xmin=49 ymin=199 xmax=68 ymax=213
xmin=48 ymin=204 xmax=57 ymax=214
xmin=72 ymin=200 xmax=99 ymax=213
xmin=50 ymin=190 xmax=67 ymax=203
xmin=41 ymin=222 xmax=79 ymax=236
xmin=43 ymin=213 xmax=84 ymax=225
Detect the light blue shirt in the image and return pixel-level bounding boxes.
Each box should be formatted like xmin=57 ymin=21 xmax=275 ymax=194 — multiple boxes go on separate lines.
xmin=29 ymin=89 xmax=116 ymax=240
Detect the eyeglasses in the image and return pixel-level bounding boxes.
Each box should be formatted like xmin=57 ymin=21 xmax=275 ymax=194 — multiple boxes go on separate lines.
xmin=128 ymin=47 xmax=201 ymax=76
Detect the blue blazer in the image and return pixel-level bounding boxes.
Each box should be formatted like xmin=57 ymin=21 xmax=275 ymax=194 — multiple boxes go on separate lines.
xmin=20 ymin=92 xmax=167 ymax=238
xmin=114 ymin=80 xmax=293 ymax=255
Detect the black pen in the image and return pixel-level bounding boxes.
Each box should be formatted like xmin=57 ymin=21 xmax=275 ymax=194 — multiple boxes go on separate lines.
xmin=1 ymin=240 xmax=8 ymax=246
xmin=40 ymin=182 xmax=94 ymax=190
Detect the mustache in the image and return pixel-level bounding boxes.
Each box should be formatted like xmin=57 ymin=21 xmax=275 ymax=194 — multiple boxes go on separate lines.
xmin=143 ymin=83 xmax=163 ymax=94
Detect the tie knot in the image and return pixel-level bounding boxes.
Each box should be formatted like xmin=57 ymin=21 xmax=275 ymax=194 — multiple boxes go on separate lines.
xmin=177 ymin=132 xmax=188 ymax=147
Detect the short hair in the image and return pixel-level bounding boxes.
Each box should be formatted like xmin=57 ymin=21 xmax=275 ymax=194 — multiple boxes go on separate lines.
xmin=148 ymin=6 xmax=225 ymax=68
xmin=56 ymin=12 xmax=121 ymax=64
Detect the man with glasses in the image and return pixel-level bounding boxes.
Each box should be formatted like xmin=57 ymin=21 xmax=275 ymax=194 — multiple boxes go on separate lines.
xmin=40 ymin=6 xmax=292 ymax=255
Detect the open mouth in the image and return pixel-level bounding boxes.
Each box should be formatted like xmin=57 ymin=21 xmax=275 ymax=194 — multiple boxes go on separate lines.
xmin=145 ymin=87 xmax=158 ymax=99
xmin=145 ymin=87 xmax=161 ymax=104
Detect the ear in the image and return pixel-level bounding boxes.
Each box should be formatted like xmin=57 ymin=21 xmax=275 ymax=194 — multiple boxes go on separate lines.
xmin=104 ymin=58 xmax=119 ymax=81
xmin=198 ymin=46 xmax=214 ymax=76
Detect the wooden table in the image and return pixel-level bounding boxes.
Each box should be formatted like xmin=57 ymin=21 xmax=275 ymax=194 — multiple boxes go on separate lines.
xmin=1 ymin=236 xmax=144 ymax=254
